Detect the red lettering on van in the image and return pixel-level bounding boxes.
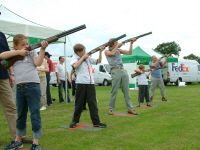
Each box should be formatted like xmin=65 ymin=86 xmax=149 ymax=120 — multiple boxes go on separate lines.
xmin=181 ymin=64 xmax=189 ymax=72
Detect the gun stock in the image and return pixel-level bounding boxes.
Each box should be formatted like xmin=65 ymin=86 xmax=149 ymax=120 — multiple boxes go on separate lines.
xmin=1 ymin=24 xmax=86 ymax=70
xmin=122 ymin=32 xmax=152 ymax=44
xmin=88 ymin=34 xmax=126 ymax=55
xmin=131 ymin=66 xmax=167 ymax=78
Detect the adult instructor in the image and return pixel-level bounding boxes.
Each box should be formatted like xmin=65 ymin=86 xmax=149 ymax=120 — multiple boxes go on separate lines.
xmin=149 ymin=54 xmax=171 ymax=101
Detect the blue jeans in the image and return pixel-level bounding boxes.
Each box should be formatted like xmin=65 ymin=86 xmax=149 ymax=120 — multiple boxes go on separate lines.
xmin=16 ymin=83 xmax=42 ymax=138
xmin=46 ymin=73 xmax=52 ymax=105
xmin=58 ymin=80 xmax=70 ymax=103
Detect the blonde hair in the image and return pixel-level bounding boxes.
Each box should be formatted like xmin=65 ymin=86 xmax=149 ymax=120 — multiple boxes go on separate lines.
xmin=138 ymin=64 xmax=145 ymax=70
xmin=73 ymin=44 xmax=85 ymax=54
xmin=13 ymin=34 xmax=28 ymax=46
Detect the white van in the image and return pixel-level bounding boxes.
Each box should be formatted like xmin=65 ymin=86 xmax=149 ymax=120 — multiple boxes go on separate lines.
xmin=49 ymin=57 xmax=72 ymax=86
xmin=162 ymin=59 xmax=200 ymax=85
xmin=91 ymin=63 xmax=112 ymax=86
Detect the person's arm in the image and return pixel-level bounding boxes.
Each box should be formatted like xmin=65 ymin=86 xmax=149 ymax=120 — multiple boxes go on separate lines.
xmin=33 ymin=41 xmax=48 ymax=66
xmin=162 ymin=54 xmax=171 ymax=66
xmin=0 ymin=50 xmax=29 ymax=60
xmin=146 ymin=69 xmax=156 ymax=77
xmin=56 ymin=72 xmax=60 ymax=84
xmin=134 ymin=69 xmax=143 ymax=74
xmin=104 ymin=43 xmax=122 ymax=57
xmin=151 ymin=57 xmax=162 ymax=67
xmin=8 ymin=66 xmax=15 ymax=86
xmin=97 ymin=46 xmax=105 ymax=63
xmin=73 ymin=53 xmax=90 ymax=69
xmin=119 ymin=38 xmax=137 ymax=55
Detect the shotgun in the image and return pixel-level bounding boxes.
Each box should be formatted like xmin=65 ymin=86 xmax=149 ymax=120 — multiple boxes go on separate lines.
xmin=121 ymin=32 xmax=152 ymax=44
xmin=1 ymin=24 xmax=86 ymax=70
xmin=88 ymin=34 xmax=126 ymax=54
xmin=161 ymin=49 xmax=181 ymax=58
xmin=131 ymin=66 xmax=167 ymax=78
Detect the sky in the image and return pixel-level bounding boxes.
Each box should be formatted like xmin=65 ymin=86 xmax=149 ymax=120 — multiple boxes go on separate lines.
xmin=0 ymin=0 xmax=200 ymax=63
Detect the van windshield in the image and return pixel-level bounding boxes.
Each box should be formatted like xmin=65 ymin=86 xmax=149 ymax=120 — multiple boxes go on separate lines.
xmin=104 ymin=64 xmax=111 ymax=74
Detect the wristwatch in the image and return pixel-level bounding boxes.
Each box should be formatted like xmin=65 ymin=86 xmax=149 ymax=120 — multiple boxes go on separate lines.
xmin=9 ymin=73 xmax=14 ymax=76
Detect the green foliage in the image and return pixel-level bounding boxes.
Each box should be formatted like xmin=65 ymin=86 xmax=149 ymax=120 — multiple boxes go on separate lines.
xmin=1 ymin=85 xmax=200 ymax=149
xmin=183 ymin=53 xmax=200 ymax=64
xmin=154 ymin=41 xmax=181 ymax=56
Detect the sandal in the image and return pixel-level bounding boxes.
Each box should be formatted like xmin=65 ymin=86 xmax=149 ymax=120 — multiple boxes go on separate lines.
xmin=146 ymin=104 xmax=153 ymax=107
xmin=136 ymin=104 xmax=140 ymax=107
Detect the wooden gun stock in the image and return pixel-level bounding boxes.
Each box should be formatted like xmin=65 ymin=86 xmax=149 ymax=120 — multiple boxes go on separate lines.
xmin=122 ymin=32 xmax=152 ymax=44
xmin=131 ymin=66 xmax=167 ymax=78
xmin=1 ymin=24 xmax=86 ymax=70
xmin=88 ymin=34 xmax=126 ymax=55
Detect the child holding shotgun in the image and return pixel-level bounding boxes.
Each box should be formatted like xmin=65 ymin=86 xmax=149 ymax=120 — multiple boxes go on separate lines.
xmin=69 ymin=43 xmax=107 ymax=128
xmin=3 ymin=34 xmax=48 ymax=150
xmin=134 ymin=65 xmax=155 ymax=107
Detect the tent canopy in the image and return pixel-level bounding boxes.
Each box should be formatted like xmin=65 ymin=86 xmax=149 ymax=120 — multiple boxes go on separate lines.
xmin=0 ymin=5 xmax=65 ymax=49
xmin=122 ymin=46 xmax=178 ymax=64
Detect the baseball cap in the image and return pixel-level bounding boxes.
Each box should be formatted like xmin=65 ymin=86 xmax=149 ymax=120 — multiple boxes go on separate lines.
xmin=44 ymin=52 xmax=52 ymax=57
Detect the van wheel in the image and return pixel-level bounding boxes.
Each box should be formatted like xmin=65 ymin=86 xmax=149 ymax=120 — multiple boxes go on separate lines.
xmin=103 ymin=79 xmax=108 ymax=86
xmin=164 ymin=82 xmax=168 ymax=85
xmin=186 ymin=82 xmax=192 ymax=85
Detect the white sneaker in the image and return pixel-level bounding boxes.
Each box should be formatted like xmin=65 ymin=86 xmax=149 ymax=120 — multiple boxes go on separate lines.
xmin=40 ymin=106 xmax=46 ymax=110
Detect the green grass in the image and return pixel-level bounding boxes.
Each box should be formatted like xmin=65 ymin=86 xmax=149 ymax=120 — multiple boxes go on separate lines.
xmin=1 ymin=83 xmax=200 ymax=150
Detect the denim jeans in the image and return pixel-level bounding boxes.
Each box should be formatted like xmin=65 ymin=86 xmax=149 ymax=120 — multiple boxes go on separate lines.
xmin=58 ymin=80 xmax=70 ymax=103
xmin=16 ymin=83 xmax=42 ymax=138
xmin=46 ymin=73 xmax=52 ymax=105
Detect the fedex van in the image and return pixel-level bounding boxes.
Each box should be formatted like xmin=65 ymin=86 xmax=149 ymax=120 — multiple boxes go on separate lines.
xmin=91 ymin=63 xmax=112 ymax=86
xmin=50 ymin=57 xmax=72 ymax=86
xmin=162 ymin=59 xmax=200 ymax=85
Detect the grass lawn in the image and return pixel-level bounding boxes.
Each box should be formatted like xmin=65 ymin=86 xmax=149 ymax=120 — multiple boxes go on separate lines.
xmin=0 ymin=83 xmax=200 ymax=150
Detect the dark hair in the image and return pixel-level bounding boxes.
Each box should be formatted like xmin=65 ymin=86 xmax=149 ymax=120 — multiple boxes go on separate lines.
xmin=13 ymin=34 xmax=28 ymax=48
xmin=73 ymin=44 xmax=85 ymax=54
xmin=45 ymin=52 xmax=52 ymax=58
xmin=59 ymin=56 xmax=64 ymax=60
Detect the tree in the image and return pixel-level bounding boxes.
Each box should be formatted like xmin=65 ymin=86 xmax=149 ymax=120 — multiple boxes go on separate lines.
xmin=183 ymin=54 xmax=200 ymax=64
xmin=154 ymin=41 xmax=181 ymax=56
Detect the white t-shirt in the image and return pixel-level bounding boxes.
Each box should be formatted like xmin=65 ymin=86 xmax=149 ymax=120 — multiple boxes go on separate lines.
xmin=70 ymin=54 xmax=97 ymax=84
xmin=137 ymin=72 xmax=148 ymax=85
xmin=56 ymin=63 xmax=68 ymax=81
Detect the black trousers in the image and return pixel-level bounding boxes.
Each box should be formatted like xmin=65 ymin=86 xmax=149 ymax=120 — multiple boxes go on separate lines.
xmin=138 ymin=85 xmax=150 ymax=103
xmin=72 ymin=84 xmax=100 ymax=124
xmin=46 ymin=73 xmax=52 ymax=105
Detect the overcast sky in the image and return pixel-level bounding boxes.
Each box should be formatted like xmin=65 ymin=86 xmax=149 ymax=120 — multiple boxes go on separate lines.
xmin=0 ymin=0 xmax=200 ymax=63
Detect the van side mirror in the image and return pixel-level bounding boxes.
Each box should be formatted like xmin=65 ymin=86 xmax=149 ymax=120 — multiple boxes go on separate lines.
xmin=99 ymin=65 xmax=106 ymax=72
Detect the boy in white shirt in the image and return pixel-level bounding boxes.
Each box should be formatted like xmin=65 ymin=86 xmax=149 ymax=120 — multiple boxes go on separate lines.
xmin=69 ymin=43 xmax=106 ymax=128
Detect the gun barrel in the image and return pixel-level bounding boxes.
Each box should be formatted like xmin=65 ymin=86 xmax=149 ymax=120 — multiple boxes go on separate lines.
xmin=122 ymin=32 xmax=152 ymax=44
xmin=88 ymin=34 xmax=126 ymax=55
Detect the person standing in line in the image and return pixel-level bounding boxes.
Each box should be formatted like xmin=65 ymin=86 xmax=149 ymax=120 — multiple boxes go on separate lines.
xmin=44 ymin=52 xmax=53 ymax=107
xmin=104 ymin=38 xmax=138 ymax=115
xmin=149 ymin=55 xmax=171 ymax=101
xmin=134 ymin=65 xmax=155 ymax=107
xmin=37 ymin=52 xmax=49 ymax=110
xmin=56 ymin=56 xmax=71 ymax=103
xmin=69 ymin=44 xmax=106 ymax=128
xmin=2 ymin=34 xmax=48 ymax=150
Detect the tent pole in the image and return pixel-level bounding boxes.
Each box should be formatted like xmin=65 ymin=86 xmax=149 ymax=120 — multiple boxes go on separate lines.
xmin=64 ymin=40 xmax=69 ymax=104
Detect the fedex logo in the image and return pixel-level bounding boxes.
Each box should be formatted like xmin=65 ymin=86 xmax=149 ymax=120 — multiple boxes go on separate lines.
xmin=172 ymin=63 xmax=189 ymax=72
